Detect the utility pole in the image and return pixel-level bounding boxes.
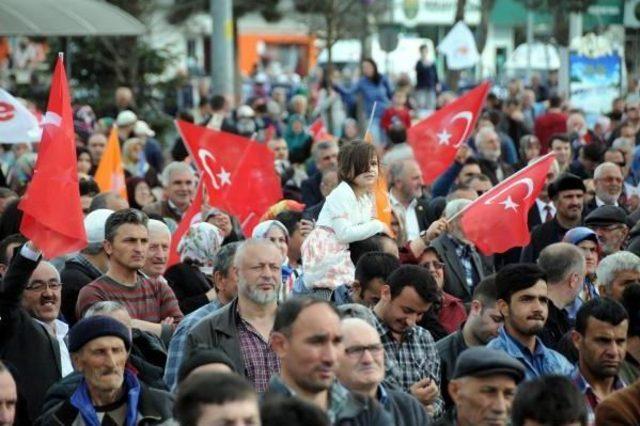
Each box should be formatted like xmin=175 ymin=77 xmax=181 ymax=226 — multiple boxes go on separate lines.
xmin=210 ymin=0 xmax=234 ymax=99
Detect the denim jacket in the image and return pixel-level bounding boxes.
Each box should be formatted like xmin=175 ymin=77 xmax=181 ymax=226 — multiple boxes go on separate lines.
xmin=487 ymin=326 xmax=574 ymax=381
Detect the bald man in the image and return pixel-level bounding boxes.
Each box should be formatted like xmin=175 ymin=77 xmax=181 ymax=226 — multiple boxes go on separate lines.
xmin=336 ymin=317 xmax=429 ymax=425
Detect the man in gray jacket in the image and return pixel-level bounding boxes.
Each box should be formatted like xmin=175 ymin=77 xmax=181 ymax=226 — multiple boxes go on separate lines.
xmin=184 ymin=239 xmax=282 ymax=393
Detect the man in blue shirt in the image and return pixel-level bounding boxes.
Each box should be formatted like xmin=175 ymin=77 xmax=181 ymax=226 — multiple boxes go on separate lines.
xmin=487 ymin=263 xmax=574 ymax=380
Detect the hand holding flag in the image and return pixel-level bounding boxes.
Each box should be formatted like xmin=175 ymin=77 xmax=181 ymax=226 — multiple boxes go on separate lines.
xmin=408 ymin=82 xmax=490 ymax=184
xmin=455 ymin=153 xmax=557 ymax=255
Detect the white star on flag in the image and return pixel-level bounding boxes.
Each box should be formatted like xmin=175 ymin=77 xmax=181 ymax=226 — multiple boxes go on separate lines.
xmin=437 ymin=129 xmax=451 ymax=145
xmin=500 ymin=196 xmax=519 ymax=211
xmin=217 ymin=167 xmax=231 ymax=186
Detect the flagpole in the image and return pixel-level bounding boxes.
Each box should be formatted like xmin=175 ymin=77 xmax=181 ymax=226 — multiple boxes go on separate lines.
xmin=365 ymin=101 xmax=377 ymax=136
xmin=446 ymin=152 xmax=557 ymax=223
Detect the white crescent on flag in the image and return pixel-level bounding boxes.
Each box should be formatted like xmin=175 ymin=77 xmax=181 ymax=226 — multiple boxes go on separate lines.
xmin=484 ymin=178 xmax=535 ymax=210
xmin=449 ymin=111 xmax=474 ymax=148
xmin=0 ymin=88 xmax=41 ymax=143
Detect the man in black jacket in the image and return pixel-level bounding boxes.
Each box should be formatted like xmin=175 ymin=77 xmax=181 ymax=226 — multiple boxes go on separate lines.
xmin=60 ymin=208 xmax=113 ymax=325
xmin=537 ymin=243 xmax=586 ymax=350
xmin=336 ymin=317 xmax=430 ymax=425
xmin=36 ymin=315 xmax=173 ymax=426
xmin=0 ymin=241 xmax=64 ymax=425
xmin=300 ymin=141 xmax=339 ymax=207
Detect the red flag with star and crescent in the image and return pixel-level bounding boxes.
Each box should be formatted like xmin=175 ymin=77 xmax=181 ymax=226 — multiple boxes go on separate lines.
xmin=19 ymin=55 xmax=87 ymax=259
xmin=407 ymin=81 xmax=490 ymax=184
xmin=458 ymin=152 xmax=556 ymax=255
xmin=175 ymin=120 xmax=283 ymax=236
xmin=167 ymin=178 xmax=205 ymax=267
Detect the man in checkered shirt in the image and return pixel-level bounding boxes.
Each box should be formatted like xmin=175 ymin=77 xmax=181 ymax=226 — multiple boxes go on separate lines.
xmin=372 ymin=264 xmax=444 ymax=418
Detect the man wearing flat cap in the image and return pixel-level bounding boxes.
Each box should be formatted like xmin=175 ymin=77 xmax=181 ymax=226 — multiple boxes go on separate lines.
xmin=37 ymin=316 xmax=173 ymax=425
xmin=585 ymin=205 xmax=630 ymax=256
xmin=521 ymin=173 xmax=585 ymax=262
xmin=436 ymin=346 xmax=525 ymax=426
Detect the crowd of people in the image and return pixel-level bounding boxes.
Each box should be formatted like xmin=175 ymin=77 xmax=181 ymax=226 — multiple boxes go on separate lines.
xmin=3 ymin=51 xmax=640 ymax=426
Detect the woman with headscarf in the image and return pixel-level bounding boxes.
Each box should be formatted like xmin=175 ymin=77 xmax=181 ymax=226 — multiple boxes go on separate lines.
xmin=164 ymin=222 xmax=224 ymax=314
xmin=251 ymin=220 xmax=294 ymax=298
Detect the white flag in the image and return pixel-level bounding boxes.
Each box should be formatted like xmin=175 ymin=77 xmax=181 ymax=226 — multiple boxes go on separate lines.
xmin=0 ymin=88 xmax=41 ymax=143
xmin=437 ymin=21 xmax=480 ymax=70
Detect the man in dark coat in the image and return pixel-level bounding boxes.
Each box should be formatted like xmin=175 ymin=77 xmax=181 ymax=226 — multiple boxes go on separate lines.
xmin=0 ymin=242 xmax=63 ymax=425
xmin=521 ymin=173 xmax=585 ymax=262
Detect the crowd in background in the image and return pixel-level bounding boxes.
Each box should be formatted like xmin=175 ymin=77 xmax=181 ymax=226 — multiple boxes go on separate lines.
xmin=3 ymin=46 xmax=640 ymax=425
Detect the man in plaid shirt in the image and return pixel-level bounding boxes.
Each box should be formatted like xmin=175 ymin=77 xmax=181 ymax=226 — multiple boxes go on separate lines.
xmin=372 ymin=265 xmax=444 ymax=417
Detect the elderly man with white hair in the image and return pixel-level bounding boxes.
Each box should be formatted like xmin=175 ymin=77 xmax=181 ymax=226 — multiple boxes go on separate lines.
xmin=475 ymin=126 xmax=513 ymax=185
xmin=336 ymin=317 xmax=430 ymax=425
xmin=142 ymin=219 xmax=172 ymax=280
xmin=143 ymin=161 xmax=195 ymax=224
xmin=584 ymin=161 xmax=626 ymax=216
xmin=430 ymin=199 xmax=494 ymax=303
xmin=597 ymin=250 xmax=640 ymax=302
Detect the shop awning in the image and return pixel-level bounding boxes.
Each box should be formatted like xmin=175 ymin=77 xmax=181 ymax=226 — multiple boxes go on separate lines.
xmin=0 ymin=0 xmax=145 ymax=36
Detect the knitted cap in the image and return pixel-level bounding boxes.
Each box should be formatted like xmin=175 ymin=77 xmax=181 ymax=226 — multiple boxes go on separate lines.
xmin=68 ymin=315 xmax=131 ymax=353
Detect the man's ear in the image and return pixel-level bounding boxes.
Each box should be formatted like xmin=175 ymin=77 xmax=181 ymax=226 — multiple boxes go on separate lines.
xmin=469 ymin=300 xmax=483 ymax=317
xmin=270 ymin=332 xmax=288 ymax=358
xmin=380 ymin=284 xmax=392 ymax=303
xmin=448 ymin=380 xmax=461 ymax=405
xmin=571 ymin=329 xmax=583 ymax=351
xmin=103 ymin=240 xmax=113 ymax=257
xmin=497 ymin=299 xmax=509 ymax=318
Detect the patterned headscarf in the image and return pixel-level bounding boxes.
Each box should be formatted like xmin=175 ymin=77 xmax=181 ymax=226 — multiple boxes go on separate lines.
xmin=251 ymin=220 xmax=289 ymax=242
xmin=178 ymin=222 xmax=224 ymax=273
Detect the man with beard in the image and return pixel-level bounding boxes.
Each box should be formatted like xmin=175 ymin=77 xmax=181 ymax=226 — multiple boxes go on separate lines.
xmin=437 ymin=276 xmax=503 ymax=411
xmin=537 ymin=243 xmax=586 ymax=349
xmin=584 ymin=162 xmax=626 ymax=216
xmin=487 ymin=263 xmax=573 ymax=380
xmin=388 ymin=159 xmax=430 ymax=240
xmin=37 ymin=316 xmax=173 ymax=425
xmin=185 ymin=239 xmax=282 ymax=393
xmin=585 ymin=205 xmax=630 ymax=256
xmin=475 ymin=127 xmax=513 ymax=185
xmin=372 ymin=265 xmax=443 ymax=416
xmin=521 ymin=173 xmax=585 ymax=262
xmin=0 ymin=240 xmax=73 ymax=425
xmin=267 ymin=297 xmax=390 ymax=425
xmin=571 ymin=298 xmax=629 ymax=424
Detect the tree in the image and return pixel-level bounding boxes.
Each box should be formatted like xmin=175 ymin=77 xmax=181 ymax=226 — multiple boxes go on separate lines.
xmin=47 ymin=0 xmax=173 ymax=122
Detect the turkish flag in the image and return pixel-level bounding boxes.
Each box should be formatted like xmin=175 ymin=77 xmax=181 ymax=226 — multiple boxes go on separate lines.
xmin=459 ymin=153 xmax=556 ymax=255
xmin=408 ymin=81 xmax=490 ymax=184
xmin=309 ymin=117 xmax=332 ymax=142
xmin=167 ymin=178 xmax=204 ymax=267
xmin=19 ymin=56 xmax=87 ymax=258
xmin=0 ymin=88 xmax=41 ymax=143
xmin=175 ymin=120 xmax=283 ymax=236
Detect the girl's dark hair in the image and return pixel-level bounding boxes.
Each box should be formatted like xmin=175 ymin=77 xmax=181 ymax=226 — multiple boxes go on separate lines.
xmin=76 ymin=146 xmax=91 ymax=161
xmin=362 ymin=58 xmax=381 ymax=85
xmin=125 ymin=176 xmax=146 ymax=210
xmin=337 ymin=140 xmax=377 ymax=185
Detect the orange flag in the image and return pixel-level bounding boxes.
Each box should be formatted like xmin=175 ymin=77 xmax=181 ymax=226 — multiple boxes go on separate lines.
xmin=363 ymin=104 xmax=393 ymax=233
xmin=94 ymin=126 xmax=127 ymax=199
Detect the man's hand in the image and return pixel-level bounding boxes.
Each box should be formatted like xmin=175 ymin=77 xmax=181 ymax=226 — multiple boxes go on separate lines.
xmin=455 ymin=145 xmax=471 ymax=164
xmin=423 ymin=218 xmax=448 ymax=243
xmin=410 ymin=377 xmax=440 ymax=406
xmin=299 ymin=219 xmax=314 ymax=239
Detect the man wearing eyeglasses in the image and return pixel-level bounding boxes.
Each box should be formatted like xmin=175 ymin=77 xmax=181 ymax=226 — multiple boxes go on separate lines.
xmin=0 ymin=241 xmax=71 ymax=425
xmin=336 ymin=317 xmax=430 ymax=425
xmin=585 ymin=205 xmax=630 ymax=256
xmin=584 ymin=162 xmax=628 ymax=217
